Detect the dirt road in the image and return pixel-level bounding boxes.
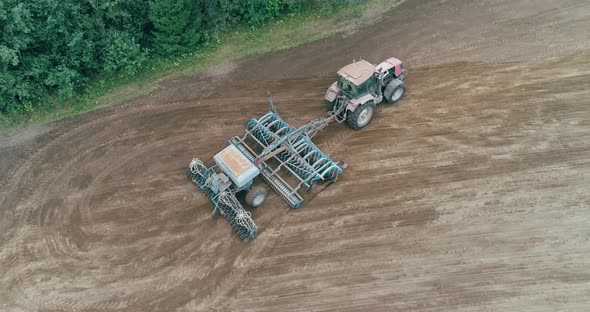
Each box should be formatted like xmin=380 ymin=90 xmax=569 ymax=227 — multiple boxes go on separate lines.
xmin=1 ymin=0 xmax=589 ymax=311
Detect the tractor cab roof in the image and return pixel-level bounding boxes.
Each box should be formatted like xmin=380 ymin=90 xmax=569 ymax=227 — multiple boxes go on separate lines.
xmin=337 ymin=60 xmax=375 ymax=86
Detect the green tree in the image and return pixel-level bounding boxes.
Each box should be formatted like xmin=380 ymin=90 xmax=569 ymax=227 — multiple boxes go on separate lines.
xmin=0 ymin=0 xmax=148 ymax=114
xmin=148 ymin=0 xmax=203 ymax=55
xmin=0 ymin=0 xmax=365 ymax=118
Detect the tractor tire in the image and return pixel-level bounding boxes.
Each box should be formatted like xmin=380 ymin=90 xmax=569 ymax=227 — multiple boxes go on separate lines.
xmin=384 ymin=81 xmax=406 ymax=104
xmin=347 ymin=101 xmax=376 ymax=130
xmin=245 ymin=186 xmax=267 ymax=208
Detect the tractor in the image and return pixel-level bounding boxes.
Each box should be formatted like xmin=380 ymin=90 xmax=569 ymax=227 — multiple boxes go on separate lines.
xmin=325 ymin=57 xmax=408 ymax=129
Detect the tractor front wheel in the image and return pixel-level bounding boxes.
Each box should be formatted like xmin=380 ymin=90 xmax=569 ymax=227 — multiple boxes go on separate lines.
xmin=385 ymin=82 xmax=406 ymax=104
xmin=245 ymin=186 xmax=267 ymax=208
xmin=347 ymin=101 xmax=376 ymax=130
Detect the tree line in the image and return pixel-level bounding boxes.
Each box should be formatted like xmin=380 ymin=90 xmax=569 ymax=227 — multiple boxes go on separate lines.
xmin=0 ymin=0 xmax=361 ymax=116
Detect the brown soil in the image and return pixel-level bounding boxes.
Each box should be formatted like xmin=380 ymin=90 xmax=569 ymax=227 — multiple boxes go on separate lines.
xmin=1 ymin=0 xmax=590 ymax=311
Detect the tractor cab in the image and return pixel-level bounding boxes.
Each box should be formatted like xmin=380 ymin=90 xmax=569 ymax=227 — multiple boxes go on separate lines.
xmin=336 ymin=60 xmax=377 ymax=97
xmin=337 ymin=75 xmax=380 ymax=98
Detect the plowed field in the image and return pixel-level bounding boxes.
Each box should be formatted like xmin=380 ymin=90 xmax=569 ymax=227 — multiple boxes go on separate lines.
xmin=1 ymin=0 xmax=589 ymax=311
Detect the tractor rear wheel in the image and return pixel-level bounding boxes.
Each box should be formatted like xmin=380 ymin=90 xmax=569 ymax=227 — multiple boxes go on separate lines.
xmin=245 ymin=186 xmax=267 ymax=208
xmin=347 ymin=101 xmax=376 ymax=130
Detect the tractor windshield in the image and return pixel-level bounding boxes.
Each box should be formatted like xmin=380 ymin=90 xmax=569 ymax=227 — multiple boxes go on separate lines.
xmin=337 ymin=76 xmax=357 ymax=97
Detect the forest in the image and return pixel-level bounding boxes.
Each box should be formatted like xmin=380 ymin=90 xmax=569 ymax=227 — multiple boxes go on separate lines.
xmin=0 ymin=0 xmax=361 ymax=118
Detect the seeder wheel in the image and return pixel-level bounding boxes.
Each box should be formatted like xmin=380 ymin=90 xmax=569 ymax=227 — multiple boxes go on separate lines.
xmin=245 ymin=186 xmax=267 ymax=208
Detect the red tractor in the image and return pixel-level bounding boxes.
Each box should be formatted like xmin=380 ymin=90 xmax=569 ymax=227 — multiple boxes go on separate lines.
xmin=324 ymin=57 xmax=407 ymax=129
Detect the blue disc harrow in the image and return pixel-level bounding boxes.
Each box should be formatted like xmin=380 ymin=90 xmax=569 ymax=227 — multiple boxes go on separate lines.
xmin=231 ymin=111 xmax=342 ymax=208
